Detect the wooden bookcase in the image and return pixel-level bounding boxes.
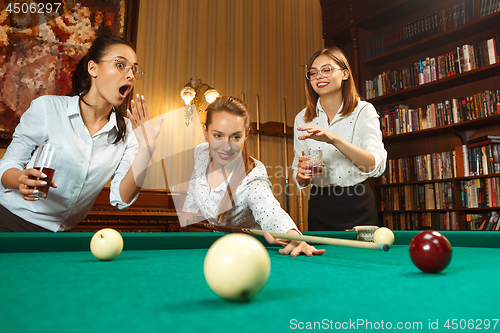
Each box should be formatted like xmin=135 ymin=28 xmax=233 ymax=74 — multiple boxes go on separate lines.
xmin=320 ymin=0 xmax=500 ymax=230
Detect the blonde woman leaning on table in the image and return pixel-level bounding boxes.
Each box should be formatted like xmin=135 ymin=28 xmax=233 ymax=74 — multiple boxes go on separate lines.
xmin=180 ymin=96 xmax=325 ymax=257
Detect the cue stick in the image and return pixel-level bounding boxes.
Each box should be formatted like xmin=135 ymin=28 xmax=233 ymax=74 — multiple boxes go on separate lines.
xmin=283 ymin=98 xmax=290 ymax=215
xmin=191 ymin=222 xmax=390 ymax=251
xmin=298 ymin=190 xmax=304 ymax=232
xmin=256 ymin=94 xmax=261 ymax=161
xmin=161 ymin=159 xmax=169 ymax=189
xmin=297 ymin=64 xmax=308 ymax=232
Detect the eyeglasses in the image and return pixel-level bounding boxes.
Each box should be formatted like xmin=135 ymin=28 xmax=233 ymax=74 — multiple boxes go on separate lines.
xmin=100 ymin=57 xmax=145 ymax=80
xmin=305 ymin=65 xmax=343 ymax=81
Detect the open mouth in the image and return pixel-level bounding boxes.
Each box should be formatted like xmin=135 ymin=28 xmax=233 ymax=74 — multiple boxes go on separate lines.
xmin=317 ymin=82 xmax=329 ymax=88
xmin=119 ymin=84 xmax=131 ymax=98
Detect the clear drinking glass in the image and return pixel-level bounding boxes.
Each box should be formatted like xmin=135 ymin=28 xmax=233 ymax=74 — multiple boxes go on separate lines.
xmin=304 ymin=149 xmax=323 ymax=177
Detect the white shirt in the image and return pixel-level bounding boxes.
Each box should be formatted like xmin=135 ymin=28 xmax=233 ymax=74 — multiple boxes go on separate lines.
xmin=293 ymin=99 xmax=387 ymax=189
xmin=0 ymin=95 xmax=139 ymax=231
xmin=183 ymin=143 xmax=299 ymax=234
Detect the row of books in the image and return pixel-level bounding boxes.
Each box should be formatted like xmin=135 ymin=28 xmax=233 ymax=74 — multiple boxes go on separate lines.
xmin=365 ymin=36 xmax=499 ymax=99
xmin=379 ymin=182 xmax=455 ymax=211
xmin=381 ymin=210 xmax=500 ymax=231
xmin=478 ymin=0 xmax=500 ymax=17
xmin=380 ymin=152 xmax=453 ymax=184
xmin=380 ymin=211 xmax=459 ymax=230
xmin=454 ymin=137 xmax=500 ymax=177
xmin=365 ymin=0 xmax=482 ymax=59
xmin=379 ymin=89 xmax=500 ymax=137
xmin=469 ymin=211 xmax=500 ymax=230
xmin=459 ymin=177 xmax=500 ymax=208
xmin=380 ymin=137 xmax=500 ymax=185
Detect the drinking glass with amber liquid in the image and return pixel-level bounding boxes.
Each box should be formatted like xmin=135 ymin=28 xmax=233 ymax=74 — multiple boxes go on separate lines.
xmin=29 ymin=142 xmax=61 ymax=199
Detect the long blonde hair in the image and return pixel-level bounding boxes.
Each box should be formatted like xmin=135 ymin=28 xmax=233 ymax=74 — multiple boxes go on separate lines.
xmin=304 ymin=46 xmax=360 ymax=123
xmin=205 ymin=96 xmax=256 ymax=224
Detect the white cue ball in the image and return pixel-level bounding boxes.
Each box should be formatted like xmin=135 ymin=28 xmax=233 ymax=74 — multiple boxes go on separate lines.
xmin=90 ymin=228 xmax=124 ymax=261
xmin=373 ymin=227 xmax=395 ymax=246
xmin=204 ymin=233 xmax=271 ymax=301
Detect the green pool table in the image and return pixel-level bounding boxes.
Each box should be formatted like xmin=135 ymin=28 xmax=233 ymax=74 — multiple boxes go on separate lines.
xmin=1 ymin=231 xmax=499 ymax=333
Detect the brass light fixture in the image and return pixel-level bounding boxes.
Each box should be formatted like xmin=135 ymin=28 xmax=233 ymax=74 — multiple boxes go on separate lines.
xmin=180 ymin=77 xmax=219 ymax=126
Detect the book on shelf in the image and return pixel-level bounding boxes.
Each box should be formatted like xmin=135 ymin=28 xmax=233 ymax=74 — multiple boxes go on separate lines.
xmin=493 ymin=145 xmax=500 ymax=173
xmin=487 ymin=38 xmax=498 ymax=64
xmin=452 ymin=149 xmax=457 ymax=177
xmin=454 ymin=146 xmax=465 ymax=178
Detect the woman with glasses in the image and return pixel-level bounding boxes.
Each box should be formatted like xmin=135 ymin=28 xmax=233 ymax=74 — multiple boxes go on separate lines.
xmin=293 ymin=46 xmax=387 ymax=231
xmin=0 ymin=28 xmax=162 ymax=232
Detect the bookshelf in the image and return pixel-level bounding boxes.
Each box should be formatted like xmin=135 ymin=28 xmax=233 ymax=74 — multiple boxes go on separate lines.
xmin=361 ymin=11 xmax=500 ymax=67
xmin=320 ymin=0 xmax=500 ymax=231
xmin=367 ymin=62 xmax=500 ymax=105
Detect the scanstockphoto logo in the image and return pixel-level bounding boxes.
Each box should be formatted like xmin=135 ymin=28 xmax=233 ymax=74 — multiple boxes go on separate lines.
xmin=127 ymin=106 xmax=371 ymax=227
xmin=261 ymin=165 xmax=369 ymax=198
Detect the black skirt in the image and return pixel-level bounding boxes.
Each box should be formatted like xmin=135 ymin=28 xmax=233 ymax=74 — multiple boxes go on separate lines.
xmin=307 ymin=180 xmax=378 ymax=231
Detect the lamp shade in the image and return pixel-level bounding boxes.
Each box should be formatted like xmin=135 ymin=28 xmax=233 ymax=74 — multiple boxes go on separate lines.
xmin=204 ymin=88 xmax=220 ymax=104
xmin=180 ymin=86 xmax=196 ymax=105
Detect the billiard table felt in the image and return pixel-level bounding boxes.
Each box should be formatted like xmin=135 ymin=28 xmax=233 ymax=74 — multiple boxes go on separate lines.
xmin=1 ymin=231 xmax=499 ymax=333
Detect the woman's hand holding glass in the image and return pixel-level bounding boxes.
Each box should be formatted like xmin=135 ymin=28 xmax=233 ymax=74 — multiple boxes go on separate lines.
xmin=297 ymin=155 xmax=313 ymax=181
xmin=18 ymin=168 xmax=57 ymax=201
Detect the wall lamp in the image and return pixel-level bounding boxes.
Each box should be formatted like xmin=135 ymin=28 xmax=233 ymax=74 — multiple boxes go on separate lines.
xmin=180 ymin=77 xmax=219 ymax=126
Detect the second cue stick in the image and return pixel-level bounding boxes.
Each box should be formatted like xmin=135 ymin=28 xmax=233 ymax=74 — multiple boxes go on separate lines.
xmin=256 ymin=94 xmax=261 ymax=161
xmin=298 ymin=64 xmax=307 ymax=232
xmin=161 ymin=159 xmax=168 ymax=189
xmin=283 ymin=98 xmax=290 ymax=215
xmin=194 ymin=223 xmax=390 ymax=251
xmin=299 ymin=189 xmax=304 ymax=232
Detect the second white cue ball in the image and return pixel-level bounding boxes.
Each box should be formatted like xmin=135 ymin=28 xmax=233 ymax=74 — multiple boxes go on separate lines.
xmin=204 ymin=233 xmax=271 ymax=301
xmin=373 ymin=227 xmax=395 ymax=246
xmin=90 ymin=228 xmax=124 ymax=261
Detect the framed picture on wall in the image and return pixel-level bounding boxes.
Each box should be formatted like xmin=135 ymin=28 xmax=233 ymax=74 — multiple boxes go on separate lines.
xmin=0 ymin=0 xmax=139 ymax=147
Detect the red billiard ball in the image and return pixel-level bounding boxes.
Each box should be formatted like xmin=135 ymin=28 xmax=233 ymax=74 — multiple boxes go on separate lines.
xmin=409 ymin=230 xmax=452 ymax=273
